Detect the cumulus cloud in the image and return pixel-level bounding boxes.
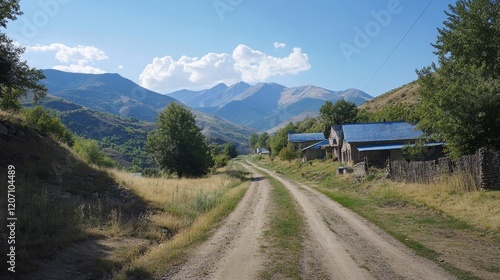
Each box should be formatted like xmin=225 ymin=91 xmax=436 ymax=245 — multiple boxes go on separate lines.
xmin=27 ymin=43 xmax=108 ymax=74
xmin=274 ymin=42 xmax=286 ymax=49
xmin=53 ymin=64 xmax=106 ymax=74
xmin=140 ymin=44 xmax=310 ymax=92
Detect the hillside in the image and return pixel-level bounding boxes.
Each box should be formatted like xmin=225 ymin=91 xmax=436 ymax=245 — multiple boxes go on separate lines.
xmin=359 ymin=81 xmax=421 ymax=112
xmin=168 ymin=82 xmax=373 ymax=131
xmin=28 ymin=95 xmax=254 ymax=168
xmin=39 ymin=70 xmax=256 ymax=155
xmin=0 ymin=111 xmax=147 ymax=277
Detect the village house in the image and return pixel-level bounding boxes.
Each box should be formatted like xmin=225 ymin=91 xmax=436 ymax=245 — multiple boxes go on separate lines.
xmin=301 ymin=139 xmax=329 ymax=161
xmin=328 ymin=124 xmax=343 ymax=161
xmin=256 ymin=147 xmax=270 ymax=154
xmin=287 ymin=132 xmax=326 ymax=161
xmin=329 ymin=121 xmax=444 ymax=167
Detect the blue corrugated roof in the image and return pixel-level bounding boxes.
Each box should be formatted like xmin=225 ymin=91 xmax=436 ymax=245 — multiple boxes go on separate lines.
xmin=288 ymin=133 xmax=325 ymax=143
xmin=357 ymin=142 xmax=444 ymax=152
xmin=302 ymin=139 xmax=329 ymax=151
xmin=343 ymin=122 xmax=422 ymax=143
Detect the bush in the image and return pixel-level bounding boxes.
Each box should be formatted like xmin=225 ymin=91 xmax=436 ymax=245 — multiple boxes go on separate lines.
xmin=73 ymin=137 xmax=115 ymax=167
xmin=23 ymin=106 xmax=73 ymax=145
xmin=142 ymin=168 xmax=160 ymax=178
xmin=213 ymin=154 xmax=230 ymax=168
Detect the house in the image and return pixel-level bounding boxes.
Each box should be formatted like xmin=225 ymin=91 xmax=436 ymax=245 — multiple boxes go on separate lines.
xmin=288 ymin=132 xmax=325 ymax=149
xmin=287 ymin=132 xmax=327 ymax=161
xmin=301 ymin=139 xmax=329 ymax=161
xmin=332 ymin=121 xmax=443 ymax=167
xmin=328 ymin=124 xmax=343 ymax=161
xmin=256 ymin=147 xmax=270 ymax=154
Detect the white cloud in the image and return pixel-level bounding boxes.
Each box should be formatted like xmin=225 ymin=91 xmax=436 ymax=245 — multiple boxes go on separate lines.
xmin=118 ymin=65 xmax=124 ymax=69
xmin=53 ymin=64 xmax=106 ymax=74
xmin=27 ymin=43 xmax=108 ymax=74
xmin=139 ymin=44 xmax=310 ymax=92
xmin=274 ymin=42 xmax=286 ymax=49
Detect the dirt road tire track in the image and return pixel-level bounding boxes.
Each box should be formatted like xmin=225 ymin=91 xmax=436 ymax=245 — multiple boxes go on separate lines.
xmin=248 ymin=161 xmax=455 ymax=280
xmin=164 ymin=165 xmax=271 ymax=280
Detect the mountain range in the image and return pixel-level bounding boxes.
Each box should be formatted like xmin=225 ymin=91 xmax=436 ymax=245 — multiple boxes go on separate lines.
xmin=38 ymin=70 xmax=373 ymax=157
xmin=39 ymin=70 xmax=257 ymax=155
xmin=168 ymin=82 xmax=373 ymax=131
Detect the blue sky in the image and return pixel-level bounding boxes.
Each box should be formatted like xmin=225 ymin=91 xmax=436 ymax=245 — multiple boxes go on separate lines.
xmin=7 ymin=0 xmax=457 ymax=97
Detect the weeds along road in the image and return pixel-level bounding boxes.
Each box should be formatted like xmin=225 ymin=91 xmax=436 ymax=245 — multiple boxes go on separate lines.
xmin=246 ymin=161 xmax=455 ymax=280
xmin=166 ymin=161 xmax=455 ymax=279
xmin=165 ymin=164 xmax=272 ymax=280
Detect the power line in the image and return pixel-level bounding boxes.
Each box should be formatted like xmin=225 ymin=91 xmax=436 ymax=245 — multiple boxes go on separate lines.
xmin=363 ymin=0 xmax=434 ymax=91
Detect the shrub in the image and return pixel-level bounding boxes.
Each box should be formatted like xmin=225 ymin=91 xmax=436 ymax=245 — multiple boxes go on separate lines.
xmin=73 ymin=137 xmax=115 ymax=167
xmin=142 ymin=168 xmax=160 ymax=178
xmin=213 ymin=154 xmax=230 ymax=168
xmin=23 ymin=106 xmax=73 ymax=145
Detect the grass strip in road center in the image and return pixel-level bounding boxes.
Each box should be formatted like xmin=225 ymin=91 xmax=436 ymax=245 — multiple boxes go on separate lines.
xmin=256 ymin=168 xmax=306 ymax=280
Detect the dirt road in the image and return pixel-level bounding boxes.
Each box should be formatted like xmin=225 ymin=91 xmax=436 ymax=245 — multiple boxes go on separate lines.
xmin=166 ymin=162 xmax=455 ymax=279
xmin=165 ymin=165 xmax=272 ymax=280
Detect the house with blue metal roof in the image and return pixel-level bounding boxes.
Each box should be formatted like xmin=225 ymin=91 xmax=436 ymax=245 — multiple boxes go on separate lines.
xmin=301 ymin=139 xmax=329 ymax=161
xmin=288 ymin=133 xmax=325 ymax=143
xmin=330 ymin=121 xmax=444 ymax=166
xmin=287 ymin=132 xmax=327 ymax=161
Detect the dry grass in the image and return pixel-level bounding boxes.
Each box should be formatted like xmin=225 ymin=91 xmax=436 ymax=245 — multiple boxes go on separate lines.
xmin=114 ymin=177 xmax=249 ymax=279
xmin=391 ymin=174 xmax=500 ymax=231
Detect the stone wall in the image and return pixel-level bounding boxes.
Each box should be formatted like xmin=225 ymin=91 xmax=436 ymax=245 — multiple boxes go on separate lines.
xmin=388 ymin=149 xmax=500 ymax=190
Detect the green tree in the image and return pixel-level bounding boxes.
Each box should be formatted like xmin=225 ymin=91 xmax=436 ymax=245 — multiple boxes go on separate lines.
xmin=146 ymin=103 xmax=213 ymax=178
xmin=249 ymin=133 xmax=259 ymax=150
xmin=223 ymin=142 xmax=238 ymax=158
xmin=24 ymin=106 xmax=73 ymax=145
xmin=256 ymin=132 xmax=270 ymax=149
xmin=416 ymin=0 xmax=500 ymax=157
xmin=320 ymin=99 xmax=358 ymax=125
xmin=1 ymin=1 xmax=46 ymax=110
xmin=269 ymin=122 xmax=296 ymax=155
xmin=278 ymin=142 xmax=298 ymax=162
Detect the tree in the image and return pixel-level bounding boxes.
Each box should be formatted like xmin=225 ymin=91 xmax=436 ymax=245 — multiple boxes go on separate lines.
xmin=0 ymin=1 xmax=46 ymax=110
xmin=223 ymin=142 xmax=238 ymax=158
xmin=278 ymin=142 xmax=298 ymax=162
xmin=249 ymin=133 xmax=259 ymax=150
xmin=416 ymin=0 xmax=500 ymax=157
xmin=256 ymin=132 xmax=270 ymax=149
xmin=320 ymin=99 xmax=359 ymax=125
xmin=146 ymin=103 xmax=213 ymax=178
xmin=269 ymin=122 xmax=296 ymax=156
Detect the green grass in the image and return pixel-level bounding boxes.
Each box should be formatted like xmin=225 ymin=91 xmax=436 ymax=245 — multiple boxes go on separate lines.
xmin=258 ymin=171 xmax=305 ymax=279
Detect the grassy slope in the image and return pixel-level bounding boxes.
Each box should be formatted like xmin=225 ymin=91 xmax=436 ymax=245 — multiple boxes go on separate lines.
xmin=249 ymin=155 xmax=500 ymax=280
xmin=0 ymin=110 xmax=251 ymax=278
xmin=360 ymin=81 xmax=421 ymax=112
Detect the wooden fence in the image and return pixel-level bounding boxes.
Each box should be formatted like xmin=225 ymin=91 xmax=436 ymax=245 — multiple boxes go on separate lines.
xmin=388 ymin=149 xmax=500 ymax=190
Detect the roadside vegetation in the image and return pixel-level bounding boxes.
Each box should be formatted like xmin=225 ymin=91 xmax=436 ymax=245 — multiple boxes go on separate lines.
xmin=249 ymin=154 xmax=500 ymax=279
xmin=255 ymin=167 xmax=305 ymax=279
xmin=0 ymin=106 xmax=249 ymax=278
xmin=109 ymin=161 xmax=250 ymax=279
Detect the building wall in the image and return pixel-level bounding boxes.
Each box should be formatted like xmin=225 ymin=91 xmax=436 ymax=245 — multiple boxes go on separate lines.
xmin=303 ymin=149 xmax=326 ymax=161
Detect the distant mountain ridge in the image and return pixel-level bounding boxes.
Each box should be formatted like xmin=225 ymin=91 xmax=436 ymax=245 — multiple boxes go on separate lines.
xmin=167 ymin=81 xmax=373 ymax=131
xmin=39 ymin=69 xmax=256 ymax=154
